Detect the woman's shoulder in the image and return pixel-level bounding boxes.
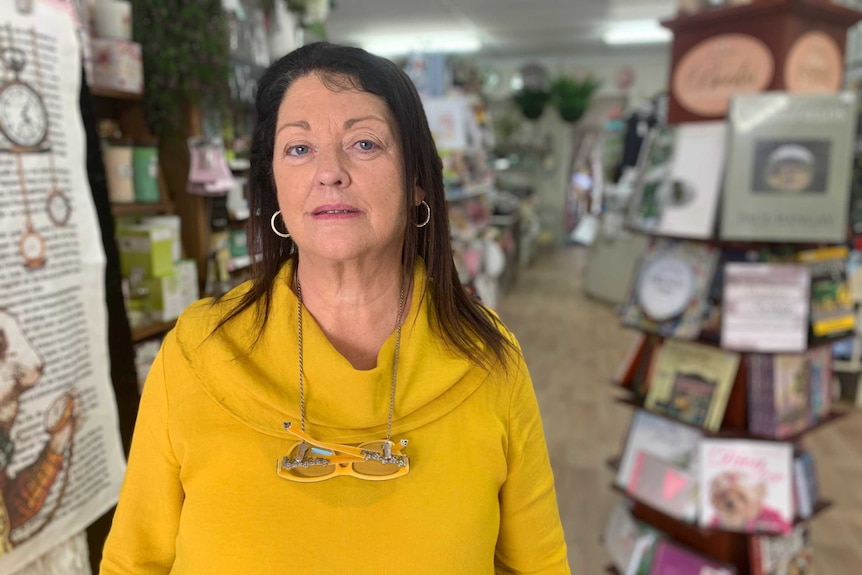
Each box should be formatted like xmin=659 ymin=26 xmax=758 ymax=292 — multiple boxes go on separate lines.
xmin=173 ymin=283 xmax=256 ymax=348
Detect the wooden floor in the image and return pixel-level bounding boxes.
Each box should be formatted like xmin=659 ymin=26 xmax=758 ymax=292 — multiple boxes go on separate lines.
xmin=497 ymin=246 xmax=862 ymax=575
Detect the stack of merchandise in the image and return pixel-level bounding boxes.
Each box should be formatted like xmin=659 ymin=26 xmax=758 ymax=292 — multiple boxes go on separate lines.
xmin=116 ymin=215 xmax=199 ymax=328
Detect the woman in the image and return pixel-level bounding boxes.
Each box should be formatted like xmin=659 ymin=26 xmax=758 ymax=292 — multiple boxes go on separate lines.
xmin=100 ymin=43 xmax=569 ymax=574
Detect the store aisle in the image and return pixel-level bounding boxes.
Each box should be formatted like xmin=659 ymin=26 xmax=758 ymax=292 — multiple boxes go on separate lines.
xmin=498 ymin=246 xmax=862 ymax=575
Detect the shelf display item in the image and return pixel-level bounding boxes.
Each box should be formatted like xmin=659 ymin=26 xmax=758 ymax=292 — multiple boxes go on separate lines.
xmin=698 ymin=439 xmax=794 ymax=535
xmin=616 ymin=410 xmax=703 ymax=522
xmin=719 ymin=92 xmax=856 ymax=243
xmin=621 ymin=238 xmax=719 ymax=340
xmin=749 ymin=525 xmax=812 ymax=575
xmin=626 ymin=122 xmax=727 ymax=239
xmin=92 ymin=0 xmax=132 ymax=41
xmin=91 ymin=38 xmax=142 ymax=94
xmin=103 ymin=141 xmax=134 ymax=203
xmin=721 ymin=263 xmax=811 ymax=353
xmin=187 ymin=137 xmax=235 ymax=196
xmin=645 ymin=340 xmax=740 ymax=432
xmin=133 ymin=145 xmax=160 ymax=203
xmin=648 ymin=539 xmax=737 ymax=575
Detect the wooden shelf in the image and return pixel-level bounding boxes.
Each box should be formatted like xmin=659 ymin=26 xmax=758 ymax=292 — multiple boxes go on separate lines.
xmin=662 ymin=0 xmax=862 ymax=31
xmin=111 ymin=202 xmax=174 ymax=217
xmin=91 ymin=86 xmax=144 ymax=101
xmin=131 ymin=319 xmax=176 ymax=343
xmin=613 ymin=396 xmax=848 ymax=443
xmin=621 ymin=324 xmax=852 ymax=355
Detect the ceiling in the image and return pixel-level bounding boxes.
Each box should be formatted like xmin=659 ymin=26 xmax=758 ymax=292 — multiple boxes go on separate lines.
xmin=324 ymin=0 xmax=679 ymax=58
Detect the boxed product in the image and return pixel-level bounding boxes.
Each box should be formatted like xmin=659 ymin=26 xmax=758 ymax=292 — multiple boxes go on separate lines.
xmin=140 ymin=215 xmax=183 ymax=262
xmin=145 ymin=271 xmax=185 ymax=322
xmin=91 ymin=38 xmax=143 ymax=94
xmin=117 ymin=224 xmax=174 ymax=278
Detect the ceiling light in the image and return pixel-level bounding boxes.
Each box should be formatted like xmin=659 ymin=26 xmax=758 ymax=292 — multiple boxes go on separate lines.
xmin=602 ymin=20 xmax=672 ymax=45
xmin=363 ymin=34 xmax=481 ymax=57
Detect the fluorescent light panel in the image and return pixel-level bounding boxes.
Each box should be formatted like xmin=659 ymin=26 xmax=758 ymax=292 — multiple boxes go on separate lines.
xmin=603 ymin=20 xmax=672 ymax=45
xmin=363 ymin=34 xmax=481 ymax=57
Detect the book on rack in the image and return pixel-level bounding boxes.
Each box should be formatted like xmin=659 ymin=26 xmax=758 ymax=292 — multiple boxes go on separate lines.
xmin=747 ymin=347 xmax=833 ymax=439
xmin=796 ymin=246 xmax=855 ymax=342
xmin=626 ymin=122 xmax=727 ymax=239
xmin=721 ymin=262 xmax=811 ymax=352
xmin=621 ymin=239 xmax=720 ymax=340
xmin=699 ymin=439 xmax=794 ymax=535
xmin=644 ymin=340 xmax=740 ymax=431
xmin=602 ymin=501 xmax=663 ymax=575
xmin=648 ymin=539 xmax=737 ymax=575
xmin=617 ymin=410 xmax=703 ymax=521
xmin=719 ymin=92 xmax=857 ymax=243
xmin=749 ymin=525 xmax=812 ymax=575
xmin=793 ymin=452 xmax=819 ymax=520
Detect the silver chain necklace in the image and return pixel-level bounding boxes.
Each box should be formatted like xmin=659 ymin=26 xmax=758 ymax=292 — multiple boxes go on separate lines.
xmin=295 ymin=273 xmax=406 ymax=442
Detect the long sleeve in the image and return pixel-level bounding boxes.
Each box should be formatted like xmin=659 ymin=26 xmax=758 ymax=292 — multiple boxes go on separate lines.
xmin=99 ymin=335 xmax=183 ymax=575
xmin=495 ymin=362 xmax=570 ymax=575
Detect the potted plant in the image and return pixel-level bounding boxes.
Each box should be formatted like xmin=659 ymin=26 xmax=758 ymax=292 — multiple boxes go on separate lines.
xmin=132 ymin=0 xmax=230 ymax=139
xmin=550 ymin=75 xmax=601 ymax=123
xmin=512 ymin=87 xmax=552 ymax=121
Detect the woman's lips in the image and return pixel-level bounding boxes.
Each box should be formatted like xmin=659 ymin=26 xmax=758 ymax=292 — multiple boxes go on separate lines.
xmin=311 ymin=204 xmax=362 ymax=218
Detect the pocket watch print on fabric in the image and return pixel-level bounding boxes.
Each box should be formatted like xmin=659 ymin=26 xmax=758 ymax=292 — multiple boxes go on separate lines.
xmin=0 ymin=26 xmax=47 ymax=153
xmin=0 ymin=24 xmax=68 ymax=270
xmin=28 ymin=28 xmax=70 ymax=227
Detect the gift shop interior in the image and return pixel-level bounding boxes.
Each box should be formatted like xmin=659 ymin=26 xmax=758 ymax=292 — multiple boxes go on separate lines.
xmin=20 ymin=0 xmax=862 ymax=573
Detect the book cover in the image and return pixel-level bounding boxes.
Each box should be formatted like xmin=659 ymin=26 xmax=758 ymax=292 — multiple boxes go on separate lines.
xmin=796 ymin=246 xmax=854 ymax=340
xmin=720 ymin=92 xmax=856 ymax=243
xmin=628 ymin=450 xmax=697 ymax=520
xmin=721 ymin=263 xmax=811 ymax=353
xmin=793 ymin=452 xmax=818 ymax=520
xmin=627 ymin=122 xmax=727 ymax=239
xmin=645 ymin=340 xmax=740 ymax=431
xmin=772 ymin=355 xmax=811 ymax=438
xmin=750 ymin=525 xmax=812 ymax=575
xmin=700 ymin=248 xmax=764 ymax=343
xmin=699 ymin=439 xmax=794 ymax=535
xmin=621 ymin=238 xmax=719 ymax=340
xmin=807 ymin=345 xmax=832 ymax=421
xmin=616 ymin=410 xmax=703 ymax=502
xmin=648 ymin=540 xmax=736 ymax=575
xmin=602 ymin=501 xmax=661 ymax=575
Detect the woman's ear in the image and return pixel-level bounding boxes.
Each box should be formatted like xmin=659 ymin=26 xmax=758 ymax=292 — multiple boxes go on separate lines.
xmin=413 ymin=185 xmax=426 ymax=206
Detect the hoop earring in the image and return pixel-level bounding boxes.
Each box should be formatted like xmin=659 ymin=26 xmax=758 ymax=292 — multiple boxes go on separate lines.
xmin=270 ymin=211 xmax=290 ymax=238
xmin=416 ymin=201 xmax=431 ymax=228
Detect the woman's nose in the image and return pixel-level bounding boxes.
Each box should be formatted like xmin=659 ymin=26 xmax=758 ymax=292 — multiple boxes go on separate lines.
xmin=315 ymin=145 xmax=350 ymax=188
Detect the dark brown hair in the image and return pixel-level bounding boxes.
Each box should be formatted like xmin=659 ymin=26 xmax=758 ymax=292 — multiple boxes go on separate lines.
xmin=216 ymin=42 xmax=513 ymax=368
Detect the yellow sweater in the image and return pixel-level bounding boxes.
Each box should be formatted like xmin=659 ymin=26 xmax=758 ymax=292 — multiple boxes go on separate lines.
xmin=100 ymin=261 xmax=569 ymax=574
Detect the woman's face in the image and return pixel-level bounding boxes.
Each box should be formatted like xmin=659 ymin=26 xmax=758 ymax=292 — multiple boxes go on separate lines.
xmin=272 ymin=74 xmax=416 ymax=265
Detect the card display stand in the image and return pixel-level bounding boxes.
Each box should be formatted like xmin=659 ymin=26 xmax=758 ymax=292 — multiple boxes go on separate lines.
xmin=606 ymin=3 xmax=862 ymax=574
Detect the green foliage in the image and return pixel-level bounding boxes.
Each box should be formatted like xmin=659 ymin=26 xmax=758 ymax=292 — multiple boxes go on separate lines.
xmin=132 ymin=0 xmax=230 ymax=139
xmin=549 ymin=75 xmax=601 ymax=123
xmin=512 ymin=88 xmax=551 ymax=121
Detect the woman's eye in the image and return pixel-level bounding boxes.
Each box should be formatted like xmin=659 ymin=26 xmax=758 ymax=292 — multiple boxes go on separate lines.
xmin=356 ymin=140 xmax=376 ymax=151
xmin=287 ymin=145 xmax=310 ymax=156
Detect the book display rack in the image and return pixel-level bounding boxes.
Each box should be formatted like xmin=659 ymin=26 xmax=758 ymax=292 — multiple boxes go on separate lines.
xmin=602 ymin=2 xmax=862 ymax=574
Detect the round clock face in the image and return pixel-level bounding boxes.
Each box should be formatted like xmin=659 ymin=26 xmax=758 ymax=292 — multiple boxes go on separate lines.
xmin=0 ymin=81 xmax=48 ymax=149
xmin=19 ymin=228 xmax=45 ymax=269
xmin=46 ymin=189 xmax=71 ymax=227
xmin=637 ymin=256 xmax=696 ymax=322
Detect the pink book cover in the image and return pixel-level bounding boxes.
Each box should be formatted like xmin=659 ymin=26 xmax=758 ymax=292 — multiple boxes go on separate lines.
xmin=699 ymin=440 xmax=794 ymax=535
xmin=648 ymin=540 xmax=736 ymax=575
